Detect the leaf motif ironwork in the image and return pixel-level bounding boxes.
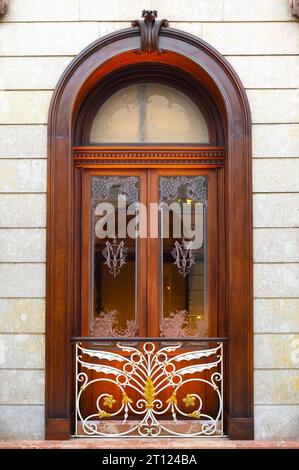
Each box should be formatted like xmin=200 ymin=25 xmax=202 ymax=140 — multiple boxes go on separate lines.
xmin=75 ymin=341 xmax=223 ymax=438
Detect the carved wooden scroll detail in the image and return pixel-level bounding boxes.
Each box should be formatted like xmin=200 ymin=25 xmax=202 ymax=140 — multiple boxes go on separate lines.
xmin=0 ymin=0 xmax=8 ymax=15
xmin=132 ymin=10 xmax=169 ymax=53
xmin=290 ymin=0 xmax=299 ymax=17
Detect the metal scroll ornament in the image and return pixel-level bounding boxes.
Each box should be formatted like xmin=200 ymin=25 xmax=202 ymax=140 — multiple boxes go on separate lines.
xmin=75 ymin=341 xmax=224 ymax=438
xmin=102 ymin=238 xmax=127 ymax=278
xmin=172 ymin=239 xmax=195 ymax=277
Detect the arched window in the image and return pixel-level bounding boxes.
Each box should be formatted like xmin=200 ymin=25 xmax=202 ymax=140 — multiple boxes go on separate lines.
xmin=90 ymin=83 xmax=209 ymax=143
xmin=46 ymin=14 xmax=253 ymax=441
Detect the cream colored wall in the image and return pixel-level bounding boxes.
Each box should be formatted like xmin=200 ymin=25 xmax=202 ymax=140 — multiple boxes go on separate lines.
xmin=0 ymin=0 xmax=298 ymax=439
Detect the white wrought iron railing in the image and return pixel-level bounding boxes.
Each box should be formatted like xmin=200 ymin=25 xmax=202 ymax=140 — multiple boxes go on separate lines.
xmin=72 ymin=337 xmax=226 ymax=438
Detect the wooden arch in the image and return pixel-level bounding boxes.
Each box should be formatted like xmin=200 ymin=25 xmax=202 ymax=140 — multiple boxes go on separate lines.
xmin=46 ymin=24 xmax=253 ymax=440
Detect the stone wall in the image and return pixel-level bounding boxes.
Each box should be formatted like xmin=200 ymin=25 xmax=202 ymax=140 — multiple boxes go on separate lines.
xmin=0 ymin=0 xmax=298 ymax=439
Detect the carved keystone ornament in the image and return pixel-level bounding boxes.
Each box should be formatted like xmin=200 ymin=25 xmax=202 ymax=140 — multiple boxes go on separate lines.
xmin=290 ymin=0 xmax=299 ymax=17
xmin=132 ymin=10 xmax=169 ymax=53
xmin=0 ymin=0 xmax=8 ymax=15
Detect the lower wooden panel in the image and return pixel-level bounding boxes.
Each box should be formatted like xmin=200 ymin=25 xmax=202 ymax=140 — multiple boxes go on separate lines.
xmin=45 ymin=418 xmax=71 ymax=440
xmin=227 ymin=417 xmax=254 ymax=440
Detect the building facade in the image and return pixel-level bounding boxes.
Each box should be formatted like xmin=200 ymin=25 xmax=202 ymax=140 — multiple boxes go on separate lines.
xmin=0 ymin=0 xmax=298 ymax=441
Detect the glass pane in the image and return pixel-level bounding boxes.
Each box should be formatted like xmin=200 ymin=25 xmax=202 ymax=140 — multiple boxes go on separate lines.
xmin=159 ymin=176 xmax=208 ymax=337
xmin=90 ymin=83 xmax=209 ymax=143
xmin=90 ymin=176 xmax=139 ymax=337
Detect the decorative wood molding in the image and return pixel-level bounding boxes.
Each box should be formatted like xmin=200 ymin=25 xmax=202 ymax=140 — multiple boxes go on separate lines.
xmin=0 ymin=0 xmax=8 ymax=15
xmin=290 ymin=0 xmax=299 ymax=17
xmin=132 ymin=10 xmax=169 ymax=53
xmin=73 ymin=146 xmax=225 ymax=166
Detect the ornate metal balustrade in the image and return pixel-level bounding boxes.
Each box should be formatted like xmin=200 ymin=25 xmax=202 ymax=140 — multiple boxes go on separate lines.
xmin=72 ymin=337 xmax=226 ymax=438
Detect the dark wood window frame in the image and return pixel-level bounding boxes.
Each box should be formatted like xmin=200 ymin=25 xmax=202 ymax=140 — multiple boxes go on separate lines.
xmin=46 ymin=26 xmax=253 ymax=440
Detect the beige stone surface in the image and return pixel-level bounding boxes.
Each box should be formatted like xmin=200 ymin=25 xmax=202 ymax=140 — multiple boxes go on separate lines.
xmin=3 ymin=0 xmax=79 ymax=21
xmin=255 ymin=334 xmax=299 ymax=368
xmin=254 ymin=299 xmax=299 ymax=333
xmin=0 ymin=57 xmax=73 ymax=90
xmin=248 ymin=90 xmax=299 ymax=124
xmin=0 ymin=229 xmax=45 ymax=262
xmin=0 ymin=264 xmax=45 ymax=297
xmin=254 ymin=229 xmax=299 ymax=263
xmin=0 ymin=91 xmax=51 ymax=125
xmin=253 ymin=159 xmax=299 ymax=193
xmin=80 ymin=0 xmax=166 ymax=21
xmin=254 ymin=264 xmax=299 ymax=298
xmin=0 ymin=23 xmax=100 ymax=56
xmin=202 ymin=23 xmax=299 ymax=55
xmin=253 ymin=124 xmax=299 ymax=158
xmin=255 ymin=405 xmax=299 ymax=440
xmin=142 ymin=0 xmax=222 ymax=22
xmin=223 ymin=0 xmax=293 ymax=21
xmin=253 ymin=194 xmax=299 ymax=228
xmin=0 ymin=406 xmax=44 ymax=439
xmin=172 ymin=22 xmax=202 ymax=37
xmin=80 ymin=0 xmax=139 ymax=21
xmin=99 ymin=21 xmax=133 ymax=37
xmin=0 ymin=299 xmax=45 ymax=333
xmin=80 ymin=0 xmax=222 ymax=22
xmin=0 ymin=126 xmax=47 ymax=159
xmin=0 ymin=160 xmax=46 ymax=192
xmin=0 ymin=334 xmax=44 ymax=369
xmin=0 ymin=370 xmax=44 ymax=404
xmin=227 ymin=56 xmax=299 ymax=89
xmin=0 ymin=194 xmax=46 ymax=228
xmin=255 ymin=370 xmax=299 ymax=405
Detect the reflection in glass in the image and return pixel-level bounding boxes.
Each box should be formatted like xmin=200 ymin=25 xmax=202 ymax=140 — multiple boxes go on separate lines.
xmin=90 ymin=83 xmax=209 ymax=143
xmin=90 ymin=176 xmax=139 ymax=337
xmin=159 ymin=176 xmax=208 ymax=337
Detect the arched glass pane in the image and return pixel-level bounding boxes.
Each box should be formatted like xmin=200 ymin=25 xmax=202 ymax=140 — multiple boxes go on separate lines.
xmin=90 ymin=83 xmax=210 ymax=143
